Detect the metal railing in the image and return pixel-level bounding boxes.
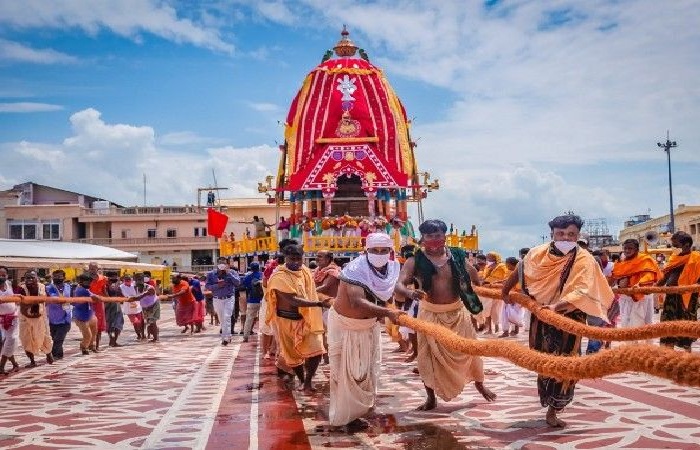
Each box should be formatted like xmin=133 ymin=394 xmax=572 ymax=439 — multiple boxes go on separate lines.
xmin=82 ymin=206 xmax=206 ymax=216
xmin=72 ymin=236 xmax=217 ymax=246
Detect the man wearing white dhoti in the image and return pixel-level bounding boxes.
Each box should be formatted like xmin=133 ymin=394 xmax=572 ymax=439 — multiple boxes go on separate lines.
xmin=328 ymin=233 xmax=403 ymax=430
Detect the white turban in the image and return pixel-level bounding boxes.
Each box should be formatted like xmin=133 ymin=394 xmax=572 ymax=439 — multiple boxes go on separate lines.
xmin=366 ymin=232 xmax=393 ymax=249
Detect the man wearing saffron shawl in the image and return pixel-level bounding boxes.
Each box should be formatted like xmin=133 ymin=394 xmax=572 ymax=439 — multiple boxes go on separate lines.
xmin=480 ymin=251 xmax=509 ymax=334
xmin=266 ymin=243 xmax=329 ymax=393
xmin=396 ymin=219 xmax=497 ymax=411
xmin=658 ymin=231 xmax=700 ymax=352
xmin=327 ymin=233 xmax=404 ymax=430
xmin=611 ymin=239 xmax=662 ymax=344
xmin=502 ymin=215 xmax=613 ymax=428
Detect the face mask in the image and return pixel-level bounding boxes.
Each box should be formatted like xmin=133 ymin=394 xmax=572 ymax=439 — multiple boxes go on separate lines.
xmin=367 ymin=252 xmax=390 ymax=268
xmin=53 ymin=279 xmax=65 ymax=285
xmin=217 ymin=264 xmax=228 ymax=271
xmin=144 ymin=277 xmax=150 ymax=282
xmin=487 ymin=261 xmax=496 ymax=267
xmin=286 ymin=262 xmax=302 ymax=271
xmin=423 ymin=238 xmax=446 ymax=252
xmin=554 ymin=241 xmax=577 ymax=254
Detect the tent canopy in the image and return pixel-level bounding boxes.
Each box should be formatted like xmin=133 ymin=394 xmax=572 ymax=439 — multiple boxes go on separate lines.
xmin=0 ymin=239 xmax=138 ymax=261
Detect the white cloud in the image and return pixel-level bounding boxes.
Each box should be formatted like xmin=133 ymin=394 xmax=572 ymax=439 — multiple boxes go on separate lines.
xmin=255 ymin=1 xmax=298 ymax=25
xmin=247 ymin=101 xmax=281 ymax=113
xmin=0 ymin=108 xmax=279 ymax=206
xmin=0 ymin=102 xmax=64 ymax=113
xmin=0 ymin=0 xmax=233 ymax=53
xmin=0 ymin=39 xmax=78 ymax=64
xmin=157 ymin=131 xmax=227 ymax=147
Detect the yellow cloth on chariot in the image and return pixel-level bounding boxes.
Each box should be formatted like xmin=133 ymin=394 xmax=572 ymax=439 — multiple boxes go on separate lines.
xmin=417 ymin=300 xmax=484 ymax=402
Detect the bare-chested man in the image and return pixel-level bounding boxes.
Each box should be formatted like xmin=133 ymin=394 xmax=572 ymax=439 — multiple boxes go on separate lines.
xmin=395 ymin=219 xmax=496 ymax=411
xmin=327 ymin=233 xmax=404 ymax=430
xmin=314 ymin=250 xmax=341 ymax=364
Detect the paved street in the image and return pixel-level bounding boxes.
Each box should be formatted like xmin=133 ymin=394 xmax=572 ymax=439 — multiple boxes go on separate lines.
xmin=1 ymin=307 xmax=699 ymax=449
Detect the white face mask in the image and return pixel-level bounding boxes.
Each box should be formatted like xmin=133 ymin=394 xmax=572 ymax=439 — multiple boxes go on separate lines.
xmin=143 ymin=277 xmax=150 ymax=282
xmin=367 ymin=252 xmax=390 ymax=268
xmin=554 ymin=241 xmax=577 ymax=254
xmin=217 ymin=264 xmax=228 ymax=271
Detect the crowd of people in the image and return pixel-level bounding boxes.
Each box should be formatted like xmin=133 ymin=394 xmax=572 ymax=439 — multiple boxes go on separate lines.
xmin=1 ymin=214 xmax=698 ymax=433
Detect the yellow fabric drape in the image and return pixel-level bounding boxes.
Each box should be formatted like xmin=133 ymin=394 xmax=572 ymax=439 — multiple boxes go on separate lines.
xmin=265 ymin=265 xmax=324 ymax=334
xmin=523 ymin=243 xmax=613 ymax=319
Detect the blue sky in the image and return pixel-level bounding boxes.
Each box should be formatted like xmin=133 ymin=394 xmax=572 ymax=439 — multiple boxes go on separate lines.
xmin=1 ymin=0 xmax=699 ymax=256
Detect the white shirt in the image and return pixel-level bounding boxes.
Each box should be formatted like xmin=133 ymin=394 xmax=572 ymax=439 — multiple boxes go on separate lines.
xmin=601 ymin=261 xmax=614 ymax=278
xmin=120 ymin=284 xmax=142 ymax=314
xmin=0 ymin=281 xmax=19 ymax=315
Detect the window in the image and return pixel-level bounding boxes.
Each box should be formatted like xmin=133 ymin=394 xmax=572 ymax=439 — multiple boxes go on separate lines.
xmin=166 ymin=229 xmax=177 ymax=238
xmin=8 ymin=221 xmax=38 ymax=239
xmin=121 ymin=229 xmax=130 ymax=239
xmin=42 ymin=223 xmax=60 ymax=240
xmin=691 ymin=224 xmax=697 ymax=235
xmin=147 ymin=229 xmax=156 ymax=238
xmin=194 ymin=227 xmax=207 ymax=237
xmin=9 ymin=224 xmax=22 ymax=239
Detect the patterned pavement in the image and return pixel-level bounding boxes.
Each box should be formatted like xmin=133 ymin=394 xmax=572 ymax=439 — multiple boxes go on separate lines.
xmin=0 ymin=307 xmax=699 ymax=449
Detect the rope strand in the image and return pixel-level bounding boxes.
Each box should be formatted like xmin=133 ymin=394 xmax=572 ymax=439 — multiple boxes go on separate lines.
xmin=473 ymin=286 xmax=700 ymax=341
xmin=397 ymin=314 xmax=700 ymax=387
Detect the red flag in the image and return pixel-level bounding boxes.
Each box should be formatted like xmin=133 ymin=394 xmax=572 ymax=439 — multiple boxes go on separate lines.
xmin=207 ymin=208 xmax=228 ymax=238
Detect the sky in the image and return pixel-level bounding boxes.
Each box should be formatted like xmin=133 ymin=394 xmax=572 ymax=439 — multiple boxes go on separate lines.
xmin=1 ymin=0 xmax=699 ymax=256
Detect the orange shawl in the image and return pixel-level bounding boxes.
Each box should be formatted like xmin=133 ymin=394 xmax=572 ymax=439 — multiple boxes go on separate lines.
xmin=611 ymin=254 xmax=662 ymax=301
xmin=265 ymin=265 xmax=324 ymax=335
xmin=523 ymin=243 xmax=613 ymax=319
xmin=663 ymin=251 xmax=700 ymax=308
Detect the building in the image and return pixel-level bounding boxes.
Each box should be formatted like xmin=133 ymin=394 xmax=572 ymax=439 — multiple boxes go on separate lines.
xmin=1 ymin=182 xmax=288 ymax=271
xmin=618 ymin=204 xmax=700 ymax=247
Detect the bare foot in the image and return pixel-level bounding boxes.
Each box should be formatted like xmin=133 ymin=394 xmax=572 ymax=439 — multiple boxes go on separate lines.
xmin=416 ymin=397 xmax=437 ymax=411
xmin=302 ymin=384 xmax=317 ymax=394
xmin=546 ymin=407 xmax=566 ymax=427
xmin=475 ymin=382 xmax=497 ymax=402
xmin=404 ymin=353 xmax=417 ymax=363
xmin=346 ymin=418 xmax=369 ymax=432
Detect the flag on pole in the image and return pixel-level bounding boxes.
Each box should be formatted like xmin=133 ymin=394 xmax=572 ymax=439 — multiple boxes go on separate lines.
xmin=207 ymin=208 xmax=228 ymax=238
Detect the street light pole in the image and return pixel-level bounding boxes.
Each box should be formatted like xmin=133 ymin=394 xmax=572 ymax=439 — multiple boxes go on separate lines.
xmin=657 ymin=130 xmax=678 ymax=233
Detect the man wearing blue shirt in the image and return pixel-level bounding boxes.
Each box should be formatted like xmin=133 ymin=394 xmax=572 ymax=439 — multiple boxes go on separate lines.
xmin=205 ymin=257 xmax=240 ymax=346
xmin=242 ymin=262 xmax=264 ymax=342
xmin=45 ymin=270 xmax=73 ymax=360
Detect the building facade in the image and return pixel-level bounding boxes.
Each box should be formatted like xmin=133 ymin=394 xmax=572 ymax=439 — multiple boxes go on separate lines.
xmin=1 ymin=182 xmax=289 ymax=271
xmin=618 ymin=204 xmax=700 ymax=247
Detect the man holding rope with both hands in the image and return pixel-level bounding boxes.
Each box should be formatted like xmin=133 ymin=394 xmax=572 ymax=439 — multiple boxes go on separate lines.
xmin=502 ymin=214 xmax=613 ymax=428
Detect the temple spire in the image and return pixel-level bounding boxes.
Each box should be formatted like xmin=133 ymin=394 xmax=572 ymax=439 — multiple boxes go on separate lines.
xmin=333 ymin=25 xmax=358 ymax=57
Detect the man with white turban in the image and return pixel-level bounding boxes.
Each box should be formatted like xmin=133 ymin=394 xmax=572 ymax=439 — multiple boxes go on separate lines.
xmin=327 ymin=232 xmax=404 ymax=430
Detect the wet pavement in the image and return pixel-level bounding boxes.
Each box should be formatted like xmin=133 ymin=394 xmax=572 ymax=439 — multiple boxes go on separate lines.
xmin=1 ymin=308 xmax=699 ymax=449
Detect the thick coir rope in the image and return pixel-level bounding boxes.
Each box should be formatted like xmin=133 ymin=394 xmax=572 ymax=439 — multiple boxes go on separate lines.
xmin=472 ymin=286 xmax=700 ymax=341
xmin=396 ymin=314 xmax=700 ymax=386
xmin=0 ymin=295 xmax=167 ymax=304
